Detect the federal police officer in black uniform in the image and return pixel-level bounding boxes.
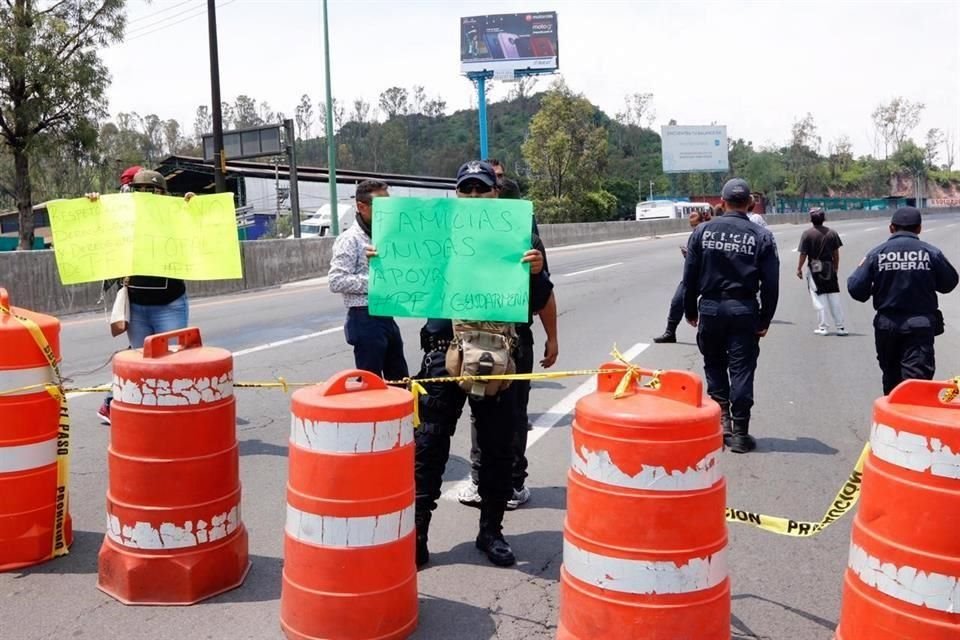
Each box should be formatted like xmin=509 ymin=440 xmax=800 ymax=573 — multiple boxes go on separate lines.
xmin=412 ymin=161 xmax=553 ymax=568
xmin=847 ymin=207 xmax=958 ymax=395
xmin=683 ymin=178 xmax=780 ymax=453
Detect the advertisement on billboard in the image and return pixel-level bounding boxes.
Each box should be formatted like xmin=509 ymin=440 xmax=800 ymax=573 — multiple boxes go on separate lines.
xmin=460 ymin=12 xmax=559 ymax=78
xmin=661 ymin=125 xmax=730 ymax=173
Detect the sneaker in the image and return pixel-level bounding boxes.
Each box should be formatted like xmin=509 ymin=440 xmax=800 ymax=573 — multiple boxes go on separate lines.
xmin=653 ymin=331 xmax=677 ymax=344
xmin=506 ymin=486 xmax=531 ymax=511
xmin=457 ymin=481 xmax=482 ymax=507
xmin=813 ymin=328 xmax=829 ymax=336
xmin=836 ymin=327 xmax=848 ymax=336
xmin=475 ymin=531 xmax=516 ymax=567
xmin=96 ymin=402 xmax=111 ymax=425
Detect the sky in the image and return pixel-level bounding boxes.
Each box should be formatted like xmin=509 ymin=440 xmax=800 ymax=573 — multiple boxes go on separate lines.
xmin=102 ymin=0 xmax=960 ymax=159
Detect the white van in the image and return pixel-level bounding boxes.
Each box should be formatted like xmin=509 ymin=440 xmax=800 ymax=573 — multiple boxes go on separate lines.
xmin=635 ymin=200 xmax=712 ymax=221
xmin=296 ymin=202 xmax=357 ymax=237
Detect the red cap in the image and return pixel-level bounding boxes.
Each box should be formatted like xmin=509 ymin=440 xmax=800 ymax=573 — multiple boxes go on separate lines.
xmin=120 ymin=165 xmax=143 ymax=185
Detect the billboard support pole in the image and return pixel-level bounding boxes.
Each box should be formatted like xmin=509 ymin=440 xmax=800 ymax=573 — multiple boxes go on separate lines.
xmin=467 ymin=70 xmax=494 ymax=159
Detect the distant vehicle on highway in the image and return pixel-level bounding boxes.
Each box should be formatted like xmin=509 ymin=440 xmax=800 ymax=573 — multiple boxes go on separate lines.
xmin=292 ymin=201 xmax=357 ymax=237
xmin=635 ymin=200 xmax=712 ymax=221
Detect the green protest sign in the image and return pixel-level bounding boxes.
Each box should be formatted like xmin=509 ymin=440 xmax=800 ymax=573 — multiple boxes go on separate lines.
xmin=368 ymin=197 xmax=533 ymax=322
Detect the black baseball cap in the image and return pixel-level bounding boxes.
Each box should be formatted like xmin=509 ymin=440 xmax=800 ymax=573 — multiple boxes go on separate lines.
xmin=721 ymin=178 xmax=751 ymax=202
xmin=456 ymin=160 xmax=498 ymax=188
xmin=891 ymin=207 xmax=921 ymax=227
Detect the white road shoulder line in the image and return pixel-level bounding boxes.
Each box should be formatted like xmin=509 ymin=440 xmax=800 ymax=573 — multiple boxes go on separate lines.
xmin=561 ymin=263 xmax=624 ymax=278
xmin=441 ymin=341 xmax=650 ymax=501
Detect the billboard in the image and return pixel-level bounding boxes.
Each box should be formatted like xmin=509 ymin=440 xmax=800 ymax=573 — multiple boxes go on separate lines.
xmin=661 ymin=125 xmax=730 ymax=173
xmin=460 ymin=12 xmax=559 ymax=78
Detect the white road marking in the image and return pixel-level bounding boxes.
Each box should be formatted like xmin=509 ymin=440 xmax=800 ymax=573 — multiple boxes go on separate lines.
xmin=280 ymin=276 xmax=329 ymax=289
xmin=67 ymin=325 xmax=344 ymax=399
xmin=231 ymin=326 xmax=343 ymax=357
xmin=441 ymin=341 xmax=650 ymax=501
xmin=864 ymin=226 xmax=881 ymax=232
xmin=560 ymin=263 xmax=624 ymax=278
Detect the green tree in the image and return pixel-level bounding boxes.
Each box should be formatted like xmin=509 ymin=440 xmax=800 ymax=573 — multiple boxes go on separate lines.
xmin=0 ymin=0 xmax=125 ymax=249
xmin=521 ymin=80 xmax=607 ymax=220
xmin=603 ymin=178 xmax=639 ymax=219
xmin=232 ymin=95 xmax=262 ymax=129
xmin=378 ymin=87 xmax=409 ymax=120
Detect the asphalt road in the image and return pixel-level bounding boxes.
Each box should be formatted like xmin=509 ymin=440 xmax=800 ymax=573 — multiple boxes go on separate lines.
xmin=3 ymin=212 xmax=960 ymax=640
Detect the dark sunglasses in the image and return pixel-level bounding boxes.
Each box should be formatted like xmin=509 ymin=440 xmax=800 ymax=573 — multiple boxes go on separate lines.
xmin=457 ymin=182 xmax=493 ymax=195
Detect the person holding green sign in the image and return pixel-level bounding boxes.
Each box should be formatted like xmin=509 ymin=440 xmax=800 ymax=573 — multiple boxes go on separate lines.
xmin=328 ymin=179 xmax=409 ymax=381
xmin=389 ymin=160 xmax=552 ymax=569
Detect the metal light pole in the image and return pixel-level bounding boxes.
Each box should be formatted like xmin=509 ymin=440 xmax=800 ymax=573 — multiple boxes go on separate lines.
xmin=206 ymin=0 xmax=226 ymax=193
xmin=322 ymin=0 xmax=339 ymax=235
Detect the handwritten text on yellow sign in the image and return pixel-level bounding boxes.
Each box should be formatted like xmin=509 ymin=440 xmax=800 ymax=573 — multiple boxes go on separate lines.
xmin=47 ymin=193 xmax=243 ymax=284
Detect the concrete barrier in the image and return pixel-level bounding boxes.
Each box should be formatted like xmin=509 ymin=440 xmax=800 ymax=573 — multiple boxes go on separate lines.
xmin=2 ymin=208 xmax=956 ymax=316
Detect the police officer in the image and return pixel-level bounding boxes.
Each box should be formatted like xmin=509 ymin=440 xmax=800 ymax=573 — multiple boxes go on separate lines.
xmin=683 ymin=178 xmax=780 ymax=453
xmin=411 ymin=160 xmax=552 ymax=568
xmin=847 ymin=207 xmax=958 ymax=395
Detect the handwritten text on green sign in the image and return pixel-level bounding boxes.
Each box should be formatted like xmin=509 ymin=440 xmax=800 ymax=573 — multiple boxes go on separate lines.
xmin=368 ymin=197 xmax=533 ymax=322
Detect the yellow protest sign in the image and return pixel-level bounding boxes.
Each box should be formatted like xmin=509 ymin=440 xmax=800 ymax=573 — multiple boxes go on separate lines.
xmin=47 ymin=193 xmax=243 ymax=284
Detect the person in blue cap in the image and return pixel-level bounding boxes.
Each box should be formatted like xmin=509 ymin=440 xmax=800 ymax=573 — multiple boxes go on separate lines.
xmin=847 ymin=207 xmax=958 ymax=395
xmin=682 ymin=178 xmax=780 ymax=453
xmin=367 ymin=160 xmax=552 ymax=569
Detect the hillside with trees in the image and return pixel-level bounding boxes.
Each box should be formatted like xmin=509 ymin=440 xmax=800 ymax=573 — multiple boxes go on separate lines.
xmin=1 ymin=3 xmax=957 ymax=245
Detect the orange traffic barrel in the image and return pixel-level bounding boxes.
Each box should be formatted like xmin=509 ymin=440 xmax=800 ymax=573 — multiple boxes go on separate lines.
xmin=836 ymin=378 xmax=960 ymax=639
xmin=97 ymin=327 xmax=249 ymax=604
xmin=281 ymin=369 xmax=417 ymax=640
xmin=557 ymin=362 xmax=729 ymax=640
xmin=0 ymin=288 xmax=72 ymax=570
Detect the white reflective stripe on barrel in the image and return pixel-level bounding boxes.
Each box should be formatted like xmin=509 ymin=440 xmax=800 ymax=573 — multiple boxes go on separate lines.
xmin=848 ymin=542 xmax=960 ymax=614
xmin=290 ymin=416 xmax=413 ymax=454
xmin=0 ymin=438 xmax=58 ymax=473
xmin=563 ymin=539 xmax=727 ymax=595
xmin=0 ymin=365 xmax=54 ymax=396
xmin=105 ymin=504 xmax=241 ymax=549
xmin=285 ymin=503 xmax=414 ymax=548
xmin=870 ymin=422 xmax=960 ymax=479
xmin=571 ymin=443 xmax=722 ymax=491
xmin=112 ymin=373 xmax=234 ymax=406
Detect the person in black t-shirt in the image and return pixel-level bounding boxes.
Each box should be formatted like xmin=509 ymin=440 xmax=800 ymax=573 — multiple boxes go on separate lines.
xmin=797 ymin=208 xmax=846 ymax=336
xmin=91 ymin=169 xmax=194 ymax=424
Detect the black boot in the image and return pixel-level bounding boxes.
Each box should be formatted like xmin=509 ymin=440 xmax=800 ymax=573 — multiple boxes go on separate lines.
xmin=476 ymin=504 xmax=515 ymax=567
xmin=415 ymin=512 xmax=430 ymax=569
xmin=729 ymin=419 xmax=756 ymax=454
xmin=718 ymin=401 xmax=733 ymax=447
xmin=653 ymin=329 xmax=677 ymax=344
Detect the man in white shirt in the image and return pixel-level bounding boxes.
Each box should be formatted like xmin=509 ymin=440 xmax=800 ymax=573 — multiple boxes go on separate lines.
xmin=328 ymin=179 xmax=409 ymax=380
xmin=747 ymin=197 xmax=767 ymax=228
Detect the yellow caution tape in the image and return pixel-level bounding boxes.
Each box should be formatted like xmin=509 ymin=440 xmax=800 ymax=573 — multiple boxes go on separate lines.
xmin=726 ymin=442 xmax=869 ymax=537
xmin=0 ymin=302 xmax=71 ymax=558
xmin=942 ymin=376 xmax=960 ymax=403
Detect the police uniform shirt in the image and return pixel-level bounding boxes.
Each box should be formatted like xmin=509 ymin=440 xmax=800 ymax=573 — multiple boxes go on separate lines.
xmin=847 ymin=231 xmax=958 ymax=329
xmin=682 ymin=211 xmax=780 ymax=329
